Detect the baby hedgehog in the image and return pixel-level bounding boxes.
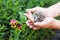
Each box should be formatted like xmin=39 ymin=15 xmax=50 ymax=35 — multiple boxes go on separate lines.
xmin=33 ymin=11 xmax=46 ymax=22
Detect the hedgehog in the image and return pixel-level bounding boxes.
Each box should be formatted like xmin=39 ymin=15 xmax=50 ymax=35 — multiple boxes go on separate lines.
xmin=33 ymin=11 xmax=46 ymax=22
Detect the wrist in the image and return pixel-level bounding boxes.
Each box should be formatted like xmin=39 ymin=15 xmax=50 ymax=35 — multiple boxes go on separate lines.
xmin=51 ymin=20 xmax=60 ymax=29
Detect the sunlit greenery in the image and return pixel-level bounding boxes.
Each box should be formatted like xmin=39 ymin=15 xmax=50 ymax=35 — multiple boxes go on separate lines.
xmin=0 ymin=0 xmax=60 ymax=40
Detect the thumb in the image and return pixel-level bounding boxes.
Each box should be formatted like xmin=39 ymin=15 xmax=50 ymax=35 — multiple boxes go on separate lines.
xmin=24 ymin=13 xmax=34 ymax=22
xmin=34 ymin=17 xmax=55 ymax=27
xmin=34 ymin=22 xmax=43 ymax=26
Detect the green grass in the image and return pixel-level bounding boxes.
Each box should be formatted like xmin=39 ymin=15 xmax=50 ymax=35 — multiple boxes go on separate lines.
xmin=0 ymin=0 xmax=60 ymax=40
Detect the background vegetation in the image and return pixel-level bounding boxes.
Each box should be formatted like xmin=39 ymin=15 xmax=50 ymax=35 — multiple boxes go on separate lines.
xmin=0 ymin=0 xmax=60 ymax=40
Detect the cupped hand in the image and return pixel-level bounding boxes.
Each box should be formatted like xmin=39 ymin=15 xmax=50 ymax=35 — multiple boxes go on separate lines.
xmin=24 ymin=7 xmax=57 ymax=30
xmin=26 ymin=17 xmax=56 ymax=30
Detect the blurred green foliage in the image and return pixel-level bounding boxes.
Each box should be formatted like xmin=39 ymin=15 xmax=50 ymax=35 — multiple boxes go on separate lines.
xmin=0 ymin=0 xmax=60 ymax=40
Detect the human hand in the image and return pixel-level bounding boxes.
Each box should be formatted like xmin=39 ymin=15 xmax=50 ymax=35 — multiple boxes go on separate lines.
xmin=26 ymin=17 xmax=56 ymax=30
xmin=25 ymin=7 xmax=47 ymax=22
xmin=24 ymin=7 xmax=59 ymax=30
xmin=24 ymin=7 xmax=54 ymax=30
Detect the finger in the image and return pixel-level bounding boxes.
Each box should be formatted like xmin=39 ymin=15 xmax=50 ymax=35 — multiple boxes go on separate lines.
xmin=30 ymin=26 xmax=33 ymax=28
xmin=26 ymin=7 xmax=40 ymax=14
xmin=26 ymin=9 xmax=32 ymax=15
xmin=33 ymin=26 xmax=40 ymax=30
xmin=32 ymin=25 xmax=40 ymax=30
xmin=24 ymin=13 xmax=31 ymax=16
xmin=26 ymin=20 xmax=33 ymax=26
xmin=24 ymin=13 xmax=34 ymax=22
xmin=34 ymin=22 xmax=41 ymax=26
xmin=26 ymin=20 xmax=34 ymax=28
xmin=26 ymin=20 xmax=31 ymax=26
xmin=34 ymin=17 xmax=55 ymax=28
xmin=33 ymin=27 xmax=37 ymax=30
xmin=26 ymin=21 xmax=33 ymax=28
xmin=34 ymin=22 xmax=48 ymax=28
xmin=26 ymin=8 xmax=36 ymax=13
xmin=40 ymin=17 xmax=55 ymax=26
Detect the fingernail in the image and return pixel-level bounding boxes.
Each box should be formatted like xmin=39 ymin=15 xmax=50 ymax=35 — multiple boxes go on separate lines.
xmin=30 ymin=26 xmax=33 ymax=28
xmin=27 ymin=24 xmax=29 ymax=26
xmin=33 ymin=27 xmax=37 ymax=30
xmin=34 ymin=23 xmax=37 ymax=25
xmin=26 ymin=9 xmax=29 ymax=12
xmin=24 ymin=13 xmax=27 ymax=16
